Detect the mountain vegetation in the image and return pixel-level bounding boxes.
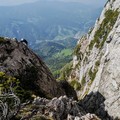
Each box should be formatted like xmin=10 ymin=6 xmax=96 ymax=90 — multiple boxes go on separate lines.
xmin=1 ymin=0 xmax=120 ymax=119
xmin=0 ymin=1 xmax=102 ymax=76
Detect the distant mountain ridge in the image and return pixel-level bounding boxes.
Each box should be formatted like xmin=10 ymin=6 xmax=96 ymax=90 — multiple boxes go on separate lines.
xmin=0 ymin=1 xmax=102 ymax=44
xmin=0 ymin=0 xmax=103 ymax=75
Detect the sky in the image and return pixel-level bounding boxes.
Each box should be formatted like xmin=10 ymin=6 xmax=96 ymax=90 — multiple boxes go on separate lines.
xmin=0 ymin=0 xmax=107 ymax=7
xmin=0 ymin=0 xmax=38 ymax=6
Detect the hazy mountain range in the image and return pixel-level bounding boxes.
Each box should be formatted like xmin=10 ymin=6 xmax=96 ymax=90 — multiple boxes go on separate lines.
xmin=0 ymin=0 xmax=106 ymax=7
xmin=0 ymin=0 xmax=106 ymax=74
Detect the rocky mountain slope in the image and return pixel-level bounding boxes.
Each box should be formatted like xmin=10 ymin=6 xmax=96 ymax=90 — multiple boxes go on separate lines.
xmin=61 ymin=0 xmax=120 ymax=119
xmin=17 ymin=95 xmax=101 ymax=120
xmin=1 ymin=0 xmax=120 ymax=119
xmin=0 ymin=37 xmax=69 ymax=99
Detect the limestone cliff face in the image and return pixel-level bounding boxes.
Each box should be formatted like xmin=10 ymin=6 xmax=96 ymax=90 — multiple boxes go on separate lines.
xmin=0 ymin=38 xmax=65 ymax=99
xmin=68 ymin=0 xmax=120 ymax=118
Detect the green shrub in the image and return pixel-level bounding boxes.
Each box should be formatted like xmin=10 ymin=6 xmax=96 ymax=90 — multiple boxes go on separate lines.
xmin=83 ymin=56 xmax=88 ymax=64
xmin=53 ymin=70 xmax=60 ymax=78
xmin=81 ymin=76 xmax=86 ymax=85
xmin=73 ymin=44 xmax=81 ymax=55
xmin=58 ymin=62 xmax=73 ymax=81
xmin=70 ymin=79 xmax=81 ymax=91
xmin=95 ymin=60 xmax=100 ymax=67
xmin=0 ymin=72 xmax=33 ymax=102
xmin=100 ymin=9 xmax=119 ymax=48
xmin=0 ymin=72 xmax=19 ymax=94
xmin=89 ymin=9 xmax=119 ymax=50
xmin=0 ymin=37 xmax=5 ymax=43
xmin=89 ymin=68 xmax=98 ymax=82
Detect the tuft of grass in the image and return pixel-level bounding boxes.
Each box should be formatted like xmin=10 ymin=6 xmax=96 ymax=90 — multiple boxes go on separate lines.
xmin=70 ymin=79 xmax=81 ymax=91
xmin=81 ymin=76 xmax=86 ymax=85
xmin=73 ymin=44 xmax=81 ymax=55
xmin=58 ymin=61 xmax=73 ymax=81
xmin=95 ymin=60 xmax=100 ymax=67
xmin=89 ymin=68 xmax=98 ymax=82
xmin=0 ymin=37 xmax=5 ymax=43
xmin=89 ymin=9 xmax=119 ymax=50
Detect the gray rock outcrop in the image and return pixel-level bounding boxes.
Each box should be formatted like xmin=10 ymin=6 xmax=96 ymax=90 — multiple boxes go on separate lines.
xmin=19 ymin=96 xmax=100 ymax=120
xmin=0 ymin=38 xmax=65 ymax=99
xmin=67 ymin=0 xmax=120 ymax=119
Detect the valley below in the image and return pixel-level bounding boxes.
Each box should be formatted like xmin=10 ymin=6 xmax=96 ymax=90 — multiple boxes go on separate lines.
xmin=0 ymin=0 xmax=102 ymax=76
xmin=1 ymin=0 xmax=120 ymax=120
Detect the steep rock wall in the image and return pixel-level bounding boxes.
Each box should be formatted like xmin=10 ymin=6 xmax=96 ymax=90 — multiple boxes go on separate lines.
xmin=68 ymin=0 xmax=120 ymax=118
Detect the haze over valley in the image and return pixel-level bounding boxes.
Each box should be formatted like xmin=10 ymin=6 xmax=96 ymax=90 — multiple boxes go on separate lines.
xmin=0 ymin=0 xmax=106 ymax=75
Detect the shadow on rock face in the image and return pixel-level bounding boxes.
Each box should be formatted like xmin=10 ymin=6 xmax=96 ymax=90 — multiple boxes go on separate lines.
xmin=59 ymin=80 xmax=78 ymax=100
xmin=79 ymin=91 xmax=118 ymax=120
xmin=0 ymin=39 xmax=66 ymax=100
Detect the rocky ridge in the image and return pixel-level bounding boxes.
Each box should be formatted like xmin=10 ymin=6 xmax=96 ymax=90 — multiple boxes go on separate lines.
xmin=66 ymin=0 xmax=120 ymax=119
xmin=18 ymin=95 xmax=101 ymax=120
xmin=0 ymin=37 xmax=66 ymax=99
xmin=0 ymin=0 xmax=120 ymax=119
xmin=0 ymin=38 xmax=108 ymax=120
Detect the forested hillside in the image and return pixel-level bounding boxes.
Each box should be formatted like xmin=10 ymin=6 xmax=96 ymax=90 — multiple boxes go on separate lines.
xmin=0 ymin=1 xmax=102 ymax=74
